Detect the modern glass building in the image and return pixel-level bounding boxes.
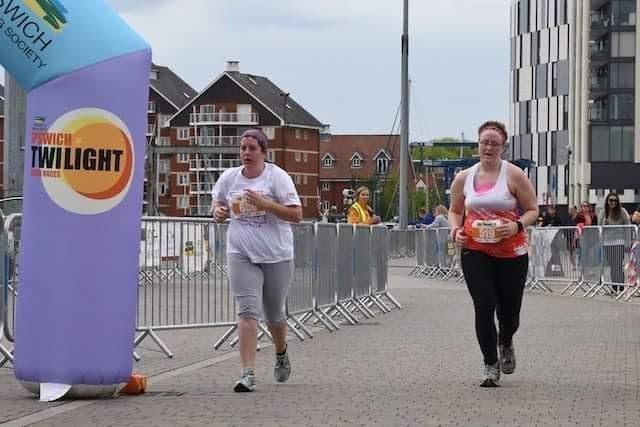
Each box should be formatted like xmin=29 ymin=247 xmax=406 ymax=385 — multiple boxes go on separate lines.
xmin=510 ymin=0 xmax=640 ymax=210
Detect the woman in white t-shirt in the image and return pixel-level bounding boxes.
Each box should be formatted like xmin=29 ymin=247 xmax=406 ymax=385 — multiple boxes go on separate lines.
xmin=212 ymin=128 xmax=302 ymax=392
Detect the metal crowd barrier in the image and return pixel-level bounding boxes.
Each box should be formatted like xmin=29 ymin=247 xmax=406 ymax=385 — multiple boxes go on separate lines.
xmin=0 ymin=213 xmax=20 ymax=367
xmin=407 ymin=224 xmax=640 ymax=303
xmin=0 ymin=215 xmax=400 ymax=362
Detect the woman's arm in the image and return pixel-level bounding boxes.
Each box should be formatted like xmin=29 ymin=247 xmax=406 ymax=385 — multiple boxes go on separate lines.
xmin=510 ymin=165 xmax=538 ymax=227
xmin=244 ymin=189 xmax=302 ymax=223
xmin=497 ymin=165 xmax=538 ymax=240
xmin=448 ymin=171 xmax=468 ymax=245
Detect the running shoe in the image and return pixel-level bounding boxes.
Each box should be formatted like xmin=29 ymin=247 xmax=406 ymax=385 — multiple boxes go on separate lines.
xmin=499 ymin=344 xmax=516 ymax=374
xmin=480 ymin=362 xmax=500 ymax=387
xmin=234 ymin=369 xmax=256 ymax=392
xmin=274 ymin=350 xmax=291 ymax=383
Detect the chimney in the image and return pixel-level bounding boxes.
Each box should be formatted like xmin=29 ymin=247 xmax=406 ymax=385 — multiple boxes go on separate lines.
xmin=225 ymin=61 xmax=240 ymax=73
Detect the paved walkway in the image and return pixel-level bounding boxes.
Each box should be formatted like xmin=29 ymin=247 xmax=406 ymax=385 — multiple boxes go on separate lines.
xmin=1 ymin=266 xmax=640 ymax=426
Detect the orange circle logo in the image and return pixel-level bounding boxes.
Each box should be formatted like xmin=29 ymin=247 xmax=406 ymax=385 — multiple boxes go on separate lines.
xmin=33 ymin=108 xmax=134 ymax=214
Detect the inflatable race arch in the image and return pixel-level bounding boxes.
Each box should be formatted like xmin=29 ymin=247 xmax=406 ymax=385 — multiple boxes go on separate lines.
xmin=0 ymin=0 xmax=151 ymax=399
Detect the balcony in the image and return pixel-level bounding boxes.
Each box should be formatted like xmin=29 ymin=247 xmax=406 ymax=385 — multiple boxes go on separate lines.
xmin=189 ymin=158 xmax=242 ymax=171
xmin=189 ymin=182 xmax=215 ymax=194
xmin=189 ymin=136 xmax=241 ymax=147
xmin=189 ymin=112 xmax=259 ymax=125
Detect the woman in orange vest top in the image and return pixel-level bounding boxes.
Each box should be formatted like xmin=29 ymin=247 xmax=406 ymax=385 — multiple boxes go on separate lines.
xmin=348 ymin=186 xmax=381 ymax=225
xmin=448 ymin=121 xmax=538 ymax=388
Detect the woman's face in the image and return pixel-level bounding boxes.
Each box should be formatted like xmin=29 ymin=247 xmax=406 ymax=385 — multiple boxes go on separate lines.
xmin=240 ymin=136 xmax=265 ymax=168
xmin=478 ymin=129 xmax=505 ymax=163
xmin=581 ymin=203 xmax=590 ymax=212
xmin=358 ymin=190 xmax=370 ymax=205
xmin=606 ymin=195 xmax=619 ymax=209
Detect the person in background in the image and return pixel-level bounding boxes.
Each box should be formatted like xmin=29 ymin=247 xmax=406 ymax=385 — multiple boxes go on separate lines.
xmin=426 ymin=205 xmax=449 ymax=228
xmin=541 ymin=205 xmax=563 ymax=227
xmin=421 ymin=207 xmax=435 ymax=226
xmin=631 ymin=206 xmax=640 ymax=225
xmin=599 ymin=192 xmax=631 ymax=292
xmin=568 ymin=206 xmax=578 ymax=225
xmin=347 ymin=186 xmax=381 ymax=225
xmin=327 ymin=205 xmax=340 ymax=223
xmin=575 ymin=201 xmax=598 ymax=226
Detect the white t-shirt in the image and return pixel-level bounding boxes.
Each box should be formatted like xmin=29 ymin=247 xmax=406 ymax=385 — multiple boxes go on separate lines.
xmin=211 ymin=163 xmax=301 ymax=263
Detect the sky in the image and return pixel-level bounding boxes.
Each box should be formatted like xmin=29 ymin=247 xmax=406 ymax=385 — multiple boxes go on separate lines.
xmin=2 ymin=0 xmax=511 ymax=141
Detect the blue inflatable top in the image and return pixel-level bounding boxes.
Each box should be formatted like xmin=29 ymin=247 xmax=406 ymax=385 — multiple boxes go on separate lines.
xmin=0 ymin=0 xmax=149 ymax=91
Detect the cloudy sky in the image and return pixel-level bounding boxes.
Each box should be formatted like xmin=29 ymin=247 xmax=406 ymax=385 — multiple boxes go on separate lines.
xmin=4 ymin=0 xmax=511 ymax=141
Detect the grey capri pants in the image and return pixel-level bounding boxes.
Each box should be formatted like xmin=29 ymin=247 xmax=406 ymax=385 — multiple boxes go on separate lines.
xmin=228 ymin=254 xmax=293 ymax=324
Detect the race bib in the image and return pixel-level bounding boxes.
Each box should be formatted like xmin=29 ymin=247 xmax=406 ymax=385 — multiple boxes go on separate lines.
xmin=471 ymin=219 xmax=502 ymax=244
xmin=230 ymin=191 xmax=266 ymax=218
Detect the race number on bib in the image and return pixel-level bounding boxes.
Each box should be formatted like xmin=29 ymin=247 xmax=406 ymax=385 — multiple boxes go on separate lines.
xmin=471 ymin=219 xmax=502 ymax=244
xmin=230 ymin=192 xmax=266 ymax=218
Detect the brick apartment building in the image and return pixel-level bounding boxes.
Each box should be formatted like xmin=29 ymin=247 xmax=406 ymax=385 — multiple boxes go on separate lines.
xmin=145 ymin=63 xmax=198 ymax=215
xmin=164 ymin=61 xmax=324 ymax=218
xmin=319 ymin=134 xmax=415 ymax=215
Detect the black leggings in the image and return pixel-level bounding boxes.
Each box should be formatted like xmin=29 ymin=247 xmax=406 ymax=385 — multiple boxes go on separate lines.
xmin=461 ymin=249 xmax=529 ymax=365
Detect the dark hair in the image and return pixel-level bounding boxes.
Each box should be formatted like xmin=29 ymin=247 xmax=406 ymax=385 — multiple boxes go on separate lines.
xmin=604 ymin=191 xmax=622 ymax=219
xmin=478 ymin=120 xmax=508 ymax=143
xmin=240 ymin=128 xmax=268 ymax=152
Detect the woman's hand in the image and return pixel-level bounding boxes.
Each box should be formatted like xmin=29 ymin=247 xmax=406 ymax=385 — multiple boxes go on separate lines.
xmin=496 ymin=221 xmax=519 ymax=239
xmin=244 ymin=189 xmax=273 ymax=211
xmin=371 ymin=215 xmax=381 ymax=224
xmin=451 ymin=227 xmax=468 ymax=246
xmin=213 ymin=206 xmax=229 ymax=223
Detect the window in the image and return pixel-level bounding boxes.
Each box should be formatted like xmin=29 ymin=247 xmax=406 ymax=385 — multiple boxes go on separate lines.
xmin=551 ymin=62 xmax=558 ymax=96
xmin=294 ymin=175 xmax=301 ymax=185
xmin=591 ymin=125 xmax=635 ymax=161
xmin=303 ymin=130 xmax=308 ymax=140
xmin=303 ymin=152 xmax=308 ymax=163
xmin=147 ymin=101 xmax=156 ymax=113
xmin=147 ymin=124 xmax=155 ymax=135
xmin=321 ymin=201 xmax=330 ymax=211
xmin=295 ymin=129 xmax=302 ymax=139
xmin=612 ymin=0 xmax=637 ymax=26
xmin=157 ymin=137 xmax=170 ymax=146
xmin=177 ymin=153 xmax=189 ymax=163
xmin=321 ymin=183 xmax=330 ymax=192
xmin=610 ymin=94 xmax=634 ymax=119
xmin=322 ymin=155 xmax=334 ymax=168
xmin=177 ymin=195 xmax=189 ymax=209
xmin=200 ymin=104 xmax=215 ymax=113
xmin=303 ymin=175 xmax=308 ymax=185
xmin=267 ymin=150 xmax=275 ymax=162
xmin=178 ymin=173 xmax=189 ymax=186
xmin=352 ymin=156 xmax=362 ymax=168
xmin=295 ymin=152 xmax=301 ymax=162
xmin=177 ymin=127 xmax=189 ymax=140
xmin=159 ymin=182 xmax=167 ymax=196
xmin=159 ymin=159 xmax=170 ymax=174
xmin=262 ymin=127 xmax=275 ymax=140
xmin=157 ymin=114 xmax=171 ymax=128
xmin=376 ymin=157 xmax=389 ymax=174
xmin=303 ymin=197 xmax=308 ymax=207
xmin=610 ymin=63 xmax=635 ymax=88
xmin=611 ymin=32 xmax=635 ymax=57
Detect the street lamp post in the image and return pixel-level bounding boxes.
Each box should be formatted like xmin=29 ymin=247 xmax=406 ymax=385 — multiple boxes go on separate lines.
xmin=280 ymin=92 xmax=289 ymax=170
